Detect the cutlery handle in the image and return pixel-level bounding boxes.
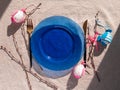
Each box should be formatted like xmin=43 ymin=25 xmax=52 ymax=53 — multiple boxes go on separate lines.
xmin=28 ymin=33 xmax=32 ymax=68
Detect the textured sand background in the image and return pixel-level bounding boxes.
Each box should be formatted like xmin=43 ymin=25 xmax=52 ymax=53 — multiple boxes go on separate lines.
xmin=0 ymin=0 xmax=120 ymax=90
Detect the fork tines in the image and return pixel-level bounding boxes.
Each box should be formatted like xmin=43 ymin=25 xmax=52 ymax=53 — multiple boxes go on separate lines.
xmin=27 ymin=18 xmax=33 ymax=34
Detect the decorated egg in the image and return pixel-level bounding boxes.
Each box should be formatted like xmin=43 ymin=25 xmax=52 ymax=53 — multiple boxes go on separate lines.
xmin=97 ymin=29 xmax=112 ymax=46
xmin=11 ymin=9 xmax=26 ymax=23
xmin=73 ymin=63 xmax=85 ymax=79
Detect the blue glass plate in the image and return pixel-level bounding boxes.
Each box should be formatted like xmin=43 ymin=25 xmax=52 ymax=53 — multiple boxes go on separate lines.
xmin=31 ymin=16 xmax=84 ymax=71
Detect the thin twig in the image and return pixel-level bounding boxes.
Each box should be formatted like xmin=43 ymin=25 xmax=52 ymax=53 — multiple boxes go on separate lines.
xmin=95 ymin=11 xmax=100 ymax=20
xmin=94 ymin=11 xmax=100 ymax=32
xmin=12 ymin=34 xmax=32 ymax=90
xmin=90 ymin=45 xmax=100 ymax=82
xmin=21 ymin=23 xmax=30 ymax=58
xmin=27 ymin=3 xmax=42 ymax=18
xmin=0 ymin=46 xmax=22 ymax=66
xmin=21 ymin=23 xmax=29 ymax=51
xmin=26 ymin=70 xmax=58 ymax=90
xmin=87 ymin=11 xmax=101 ymax=82
xmin=0 ymin=3 xmax=58 ymax=90
xmin=21 ymin=3 xmax=42 ymax=62
xmin=0 ymin=45 xmax=58 ymax=90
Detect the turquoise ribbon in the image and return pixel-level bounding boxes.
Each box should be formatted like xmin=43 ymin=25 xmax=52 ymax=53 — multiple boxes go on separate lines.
xmin=97 ymin=29 xmax=112 ymax=46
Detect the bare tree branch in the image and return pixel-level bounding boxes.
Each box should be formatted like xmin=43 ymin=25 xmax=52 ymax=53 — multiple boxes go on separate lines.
xmin=86 ymin=11 xmax=101 ymax=82
xmin=0 ymin=45 xmax=58 ymax=90
xmin=12 ymin=34 xmax=32 ymax=90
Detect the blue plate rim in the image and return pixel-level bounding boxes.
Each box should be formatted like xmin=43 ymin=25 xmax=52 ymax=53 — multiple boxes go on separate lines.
xmin=31 ymin=16 xmax=84 ymax=71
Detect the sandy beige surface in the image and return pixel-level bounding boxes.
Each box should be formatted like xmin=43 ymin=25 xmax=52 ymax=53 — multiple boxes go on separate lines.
xmin=0 ymin=0 xmax=120 ymax=90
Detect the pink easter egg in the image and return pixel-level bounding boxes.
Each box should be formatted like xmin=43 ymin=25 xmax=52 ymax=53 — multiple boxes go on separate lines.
xmin=73 ymin=63 xmax=85 ymax=79
xmin=11 ymin=9 xmax=26 ymax=23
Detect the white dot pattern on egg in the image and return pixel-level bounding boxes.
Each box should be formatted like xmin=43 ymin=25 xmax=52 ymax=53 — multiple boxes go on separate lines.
xmin=73 ymin=64 xmax=85 ymax=78
xmin=14 ymin=10 xmax=25 ymax=23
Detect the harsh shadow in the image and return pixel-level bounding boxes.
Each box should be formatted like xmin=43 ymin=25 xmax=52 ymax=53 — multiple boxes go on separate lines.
xmin=94 ymin=42 xmax=107 ymax=56
xmin=66 ymin=73 xmax=78 ymax=90
xmin=0 ymin=0 xmax=11 ymax=19
xmin=87 ymin=24 xmax=120 ymax=90
xmin=7 ymin=23 xmax=22 ymax=36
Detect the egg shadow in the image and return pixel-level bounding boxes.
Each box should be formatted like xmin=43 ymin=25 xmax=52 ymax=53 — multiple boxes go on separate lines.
xmin=94 ymin=42 xmax=107 ymax=56
xmin=7 ymin=23 xmax=22 ymax=36
xmin=66 ymin=73 xmax=78 ymax=90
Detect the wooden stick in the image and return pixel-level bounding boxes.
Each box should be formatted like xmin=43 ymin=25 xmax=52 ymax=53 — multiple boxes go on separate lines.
xmin=12 ymin=35 xmax=32 ymax=90
xmin=90 ymin=45 xmax=100 ymax=82
xmin=87 ymin=11 xmax=101 ymax=82
xmin=27 ymin=3 xmax=42 ymax=17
